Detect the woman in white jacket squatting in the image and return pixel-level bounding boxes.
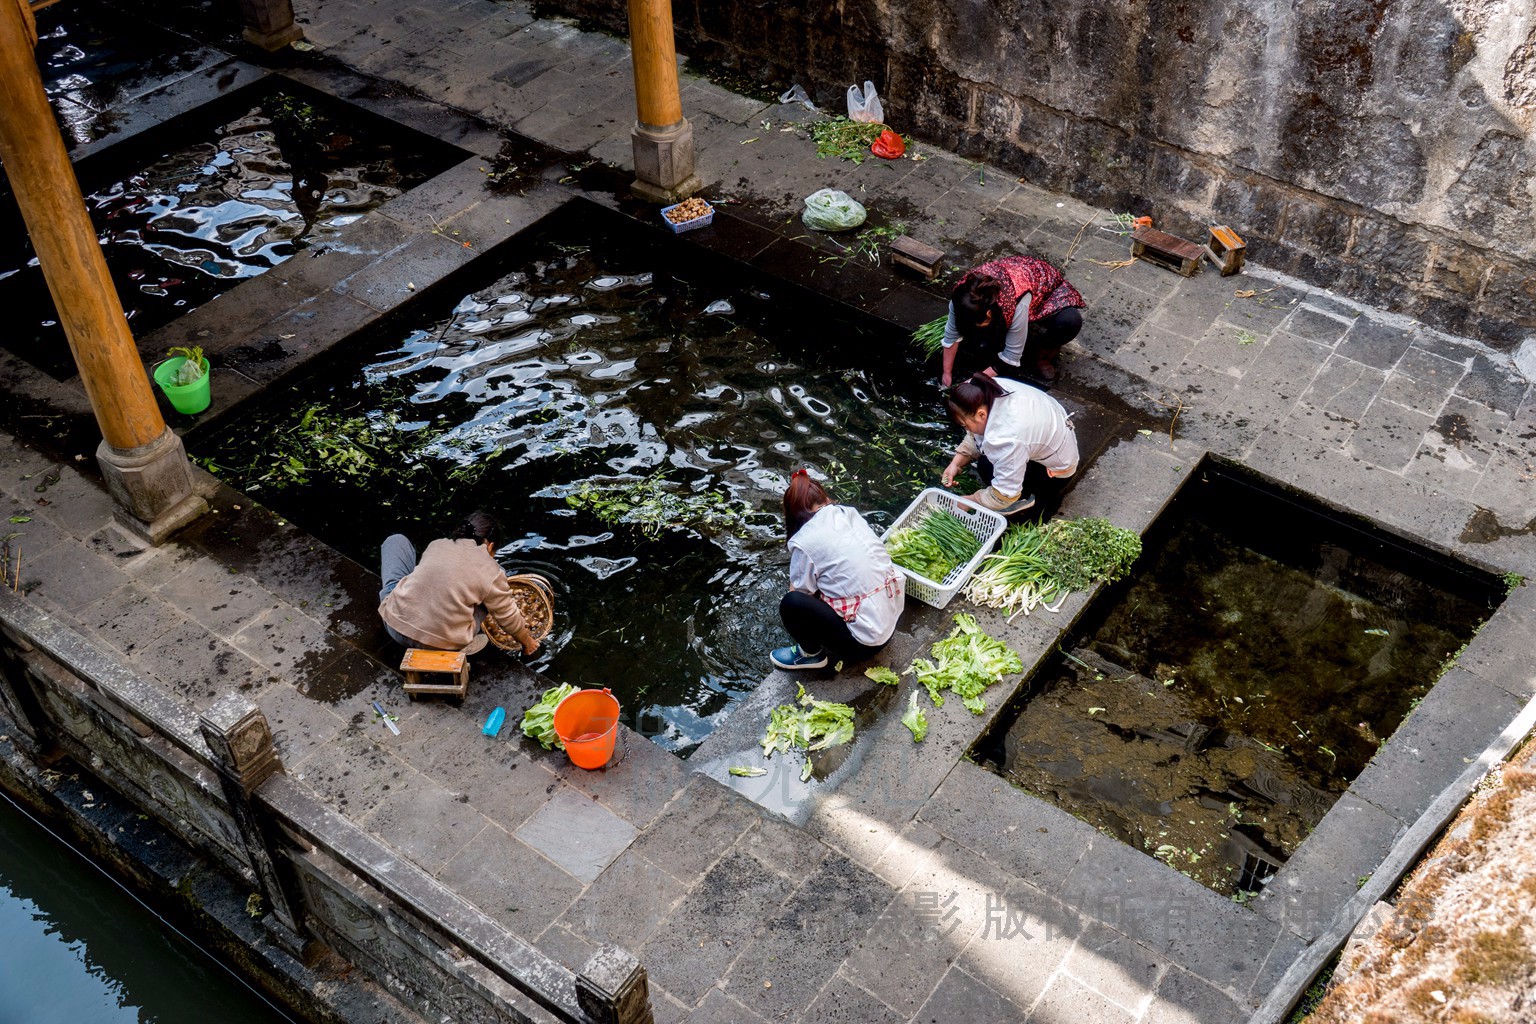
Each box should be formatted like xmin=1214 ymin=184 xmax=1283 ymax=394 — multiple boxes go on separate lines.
xmin=770 ymin=470 xmax=906 ymax=671
xmin=940 ymin=373 xmax=1079 ymax=515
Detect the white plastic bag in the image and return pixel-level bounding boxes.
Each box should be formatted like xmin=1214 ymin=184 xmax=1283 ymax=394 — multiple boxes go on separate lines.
xmin=846 ymin=81 xmax=884 ymax=124
xmin=801 ymin=189 xmax=867 ymax=232
xmin=778 ymin=84 xmax=816 ymax=110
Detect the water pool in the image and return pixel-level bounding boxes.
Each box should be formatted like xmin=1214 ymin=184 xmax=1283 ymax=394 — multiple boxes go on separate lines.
xmin=197 ymin=202 xmax=955 ymax=754
xmin=977 ymin=459 xmax=1504 ymax=897
xmin=0 ymin=77 xmax=464 ymax=380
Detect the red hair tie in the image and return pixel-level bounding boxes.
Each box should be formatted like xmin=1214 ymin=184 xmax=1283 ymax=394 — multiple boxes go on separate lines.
xmin=792 ymin=468 xmax=809 ymax=478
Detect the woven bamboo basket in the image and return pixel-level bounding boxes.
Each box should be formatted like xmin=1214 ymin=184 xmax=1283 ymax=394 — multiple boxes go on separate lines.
xmin=483 ymin=573 xmax=555 ymax=650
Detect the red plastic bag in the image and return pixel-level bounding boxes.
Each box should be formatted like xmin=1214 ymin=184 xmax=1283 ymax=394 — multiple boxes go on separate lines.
xmin=871 ymin=129 xmax=905 ymax=160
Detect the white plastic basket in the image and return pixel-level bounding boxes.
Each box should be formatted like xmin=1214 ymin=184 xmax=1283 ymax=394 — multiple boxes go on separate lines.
xmin=883 ymin=488 xmax=1008 ymax=609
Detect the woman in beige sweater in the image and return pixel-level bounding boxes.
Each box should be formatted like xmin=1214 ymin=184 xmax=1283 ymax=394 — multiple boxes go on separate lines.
xmin=378 ymin=512 xmax=539 ymax=655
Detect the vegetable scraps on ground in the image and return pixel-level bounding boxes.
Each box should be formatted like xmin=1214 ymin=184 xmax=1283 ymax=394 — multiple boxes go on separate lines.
xmin=521 ymin=683 xmax=578 ymax=749
xmin=885 ymin=506 xmax=982 ymax=582
xmin=864 ymin=666 xmax=900 ymax=686
xmin=760 ymin=683 xmax=856 ymax=781
xmin=908 ymin=613 xmax=1023 ymax=714
xmin=902 ymin=691 xmax=929 ymax=742
xmin=965 ymin=517 xmax=1141 ymax=619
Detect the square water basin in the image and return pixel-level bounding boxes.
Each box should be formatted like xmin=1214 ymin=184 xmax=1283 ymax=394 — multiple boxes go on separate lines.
xmin=974 ymin=457 xmax=1505 ymax=897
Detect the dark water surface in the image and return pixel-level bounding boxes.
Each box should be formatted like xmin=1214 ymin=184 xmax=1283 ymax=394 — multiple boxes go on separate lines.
xmin=984 ymin=461 xmax=1502 ymax=897
xmin=0 ymin=79 xmax=461 ymax=380
xmin=0 ymin=793 xmax=295 ymax=1024
xmin=197 ymin=206 xmax=952 ymax=753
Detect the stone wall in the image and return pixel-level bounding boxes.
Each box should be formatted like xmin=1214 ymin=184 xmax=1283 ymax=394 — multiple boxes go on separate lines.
xmin=545 ymin=0 xmax=1536 ymax=349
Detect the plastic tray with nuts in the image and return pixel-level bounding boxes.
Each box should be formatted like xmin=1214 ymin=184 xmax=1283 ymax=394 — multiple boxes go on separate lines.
xmin=659 ymin=197 xmax=714 ymax=233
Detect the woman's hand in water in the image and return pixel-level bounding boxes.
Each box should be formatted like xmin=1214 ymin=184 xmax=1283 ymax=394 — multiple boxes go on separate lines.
xmin=940 ymin=370 xmax=952 ymax=388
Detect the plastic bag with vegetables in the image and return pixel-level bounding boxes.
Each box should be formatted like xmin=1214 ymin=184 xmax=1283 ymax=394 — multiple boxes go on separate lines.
xmin=801 ymin=188 xmax=867 ymax=232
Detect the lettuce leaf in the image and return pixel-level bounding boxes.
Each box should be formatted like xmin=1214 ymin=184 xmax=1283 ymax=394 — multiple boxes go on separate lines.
xmin=902 ymin=691 xmax=929 ymax=742
xmin=520 ymin=683 xmax=578 ymax=749
xmin=864 ymin=666 xmax=900 ymax=686
xmin=908 ymin=614 xmax=1022 ymax=715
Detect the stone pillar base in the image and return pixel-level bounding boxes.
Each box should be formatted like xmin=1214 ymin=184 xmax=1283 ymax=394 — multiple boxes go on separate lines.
xmin=631 ymin=119 xmax=701 ymax=205
xmin=236 ymin=0 xmax=305 ymax=51
xmin=97 ymin=430 xmax=208 ymax=545
xmin=242 ymin=23 xmax=304 ymax=51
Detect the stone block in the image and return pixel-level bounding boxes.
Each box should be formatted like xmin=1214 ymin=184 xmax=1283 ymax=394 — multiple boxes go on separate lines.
xmin=1346 ymin=398 xmax=1434 ymax=472
xmin=638 ymin=849 xmax=795 ymax=1006
xmin=724 ymin=854 xmax=894 ymax=1019
xmin=515 ymin=786 xmax=637 ymax=884
xmin=1143 ymin=966 xmax=1246 ymax=1024
xmin=795 ymin=976 xmax=903 ymax=1024
xmin=1253 ymin=793 xmax=1402 ymax=942
xmin=437 ymin=825 xmax=585 ymax=939
xmin=1349 ymin=668 xmax=1525 ymax=823
xmin=1299 ymin=356 xmax=1386 ymax=423
xmin=921 ymin=764 xmax=1097 ymax=890
xmin=558 ymin=850 xmax=686 ymax=951
xmin=915 ymin=965 xmax=1026 ymax=1023
xmin=1032 ymin=974 xmax=1137 ymax=1024
xmin=577 ymin=945 xmax=653 ymax=1024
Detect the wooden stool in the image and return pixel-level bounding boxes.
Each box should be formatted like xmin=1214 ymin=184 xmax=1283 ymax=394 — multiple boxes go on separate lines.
xmin=1206 ymin=225 xmax=1247 ymax=276
xmin=1131 ymin=226 xmax=1204 ymax=277
xmin=889 ymin=236 xmax=945 ymax=280
xmin=400 ymin=649 xmax=469 ymax=700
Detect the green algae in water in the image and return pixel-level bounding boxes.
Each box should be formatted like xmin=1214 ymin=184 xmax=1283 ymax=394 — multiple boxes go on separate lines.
xmin=989 ymin=464 xmax=1500 ymax=897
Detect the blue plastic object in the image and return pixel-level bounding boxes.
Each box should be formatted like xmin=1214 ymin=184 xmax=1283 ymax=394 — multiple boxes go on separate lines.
xmin=482 ymin=706 xmax=506 ymax=737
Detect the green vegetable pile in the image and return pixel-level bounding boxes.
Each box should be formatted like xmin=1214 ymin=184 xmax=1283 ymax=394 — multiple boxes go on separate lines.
xmin=521 ymin=683 xmax=578 ymax=749
xmin=805 ymin=116 xmax=911 ymax=164
xmin=912 ymin=316 xmax=947 ymax=359
xmin=566 ymin=472 xmax=752 ymax=539
xmin=908 ymin=614 xmax=1023 ymax=714
xmin=886 ymin=506 xmax=981 ymax=582
xmin=760 ymin=683 xmax=856 ymax=781
xmin=965 ymin=517 xmax=1142 ymax=619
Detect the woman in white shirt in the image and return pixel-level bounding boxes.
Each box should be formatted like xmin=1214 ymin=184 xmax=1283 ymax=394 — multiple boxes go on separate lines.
xmin=940 ymin=373 xmax=1079 ymax=515
xmin=771 ymin=471 xmax=906 ymax=670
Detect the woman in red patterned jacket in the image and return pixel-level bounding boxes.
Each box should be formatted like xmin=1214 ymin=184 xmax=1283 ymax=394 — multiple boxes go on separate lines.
xmin=939 ymin=255 xmax=1086 ymax=385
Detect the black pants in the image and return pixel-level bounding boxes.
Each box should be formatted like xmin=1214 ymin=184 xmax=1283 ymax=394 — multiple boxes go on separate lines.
xmin=960 ymin=307 xmax=1084 ymax=378
xmin=779 ymin=591 xmax=886 ymax=662
xmin=974 ymin=453 xmax=1068 ymax=511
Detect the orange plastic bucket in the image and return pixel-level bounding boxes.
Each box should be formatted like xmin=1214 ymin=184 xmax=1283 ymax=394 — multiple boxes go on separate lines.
xmin=553 ymin=688 xmax=619 ymax=769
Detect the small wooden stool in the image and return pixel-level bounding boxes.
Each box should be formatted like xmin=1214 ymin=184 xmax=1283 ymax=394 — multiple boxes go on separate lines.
xmin=1205 ymin=225 xmax=1247 ymax=276
xmin=400 ymin=649 xmax=469 ymax=700
xmin=1131 ymin=226 xmax=1204 ymax=277
xmin=889 ymin=236 xmax=945 ymax=280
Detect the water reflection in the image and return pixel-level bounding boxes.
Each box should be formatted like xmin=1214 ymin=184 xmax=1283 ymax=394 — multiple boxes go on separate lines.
xmin=201 ymin=229 xmax=949 ymax=753
xmin=0 ymin=794 xmax=293 ymax=1024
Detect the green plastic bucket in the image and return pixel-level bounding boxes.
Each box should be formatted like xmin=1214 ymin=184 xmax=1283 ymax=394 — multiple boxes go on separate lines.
xmin=152 ymin=356 xmax=211 ymax=415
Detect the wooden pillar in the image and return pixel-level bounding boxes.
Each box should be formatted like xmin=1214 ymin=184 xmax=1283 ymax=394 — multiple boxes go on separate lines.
xmin=0 ymin=0 xmax=205 ymax=542
xmin=625 ymin=0 xmax=701 ymax=203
